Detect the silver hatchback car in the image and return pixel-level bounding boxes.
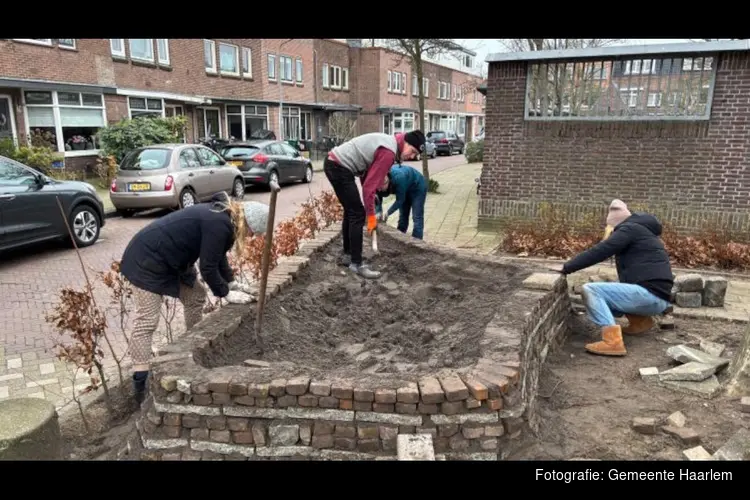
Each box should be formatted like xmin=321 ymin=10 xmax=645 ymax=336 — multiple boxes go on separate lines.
xmin=109 ymin=143 xmax=246 ymax=217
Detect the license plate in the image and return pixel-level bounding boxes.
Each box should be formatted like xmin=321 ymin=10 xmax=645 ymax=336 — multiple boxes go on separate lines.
xmin=229 ymin=160 xmax=243 ymax=167
xmin=128 ymin=183 xmax=151 ymax=192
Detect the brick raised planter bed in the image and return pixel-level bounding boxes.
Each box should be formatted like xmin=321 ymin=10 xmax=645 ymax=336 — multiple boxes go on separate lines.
xmin=131 ymin=226 xmax=572 ymax=461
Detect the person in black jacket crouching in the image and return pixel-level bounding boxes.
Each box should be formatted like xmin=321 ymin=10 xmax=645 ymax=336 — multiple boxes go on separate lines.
xmin=120 ymin=193 xmax=268 ymax=403
xmin=560 ymin=199 xmax=674 ymax=357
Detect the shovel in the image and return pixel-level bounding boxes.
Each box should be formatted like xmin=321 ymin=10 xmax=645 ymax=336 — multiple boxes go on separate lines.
xmin=254 ymin=178 xmax=281 ymax=354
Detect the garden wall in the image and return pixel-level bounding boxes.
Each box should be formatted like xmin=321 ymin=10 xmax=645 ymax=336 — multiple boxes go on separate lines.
xmin=129 ymin=226 xmax=572 ymax=461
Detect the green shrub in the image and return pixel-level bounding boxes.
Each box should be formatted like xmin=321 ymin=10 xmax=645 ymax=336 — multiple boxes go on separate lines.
xmin=464 ymin=139 xmax=484 ymax=163
xmin=97 ymin=115 xmax=187 ymax=162
xmin=428 ymin=178 xmax=440 ymax=193
xmin=0 ymin=138 xmax=15 ymax=158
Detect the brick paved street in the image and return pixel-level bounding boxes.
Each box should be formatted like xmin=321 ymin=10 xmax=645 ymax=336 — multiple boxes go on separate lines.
xmin=0 ymin=153 xmax=466 ymax=408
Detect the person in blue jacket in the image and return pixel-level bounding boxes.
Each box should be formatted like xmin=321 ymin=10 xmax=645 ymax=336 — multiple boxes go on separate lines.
xmin=375 ymin=163 xmax=427 ymax=239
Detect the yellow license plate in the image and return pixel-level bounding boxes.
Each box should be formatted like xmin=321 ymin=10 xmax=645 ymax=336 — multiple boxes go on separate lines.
xmin=229 ymin=160 xmax=243 ymax=166
xmin=128 ymin=183 xmax=151 ymax=192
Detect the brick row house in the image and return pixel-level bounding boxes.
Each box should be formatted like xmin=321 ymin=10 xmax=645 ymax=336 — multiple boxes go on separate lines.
xmin=0 ymin=38 xmax=485 ymax=170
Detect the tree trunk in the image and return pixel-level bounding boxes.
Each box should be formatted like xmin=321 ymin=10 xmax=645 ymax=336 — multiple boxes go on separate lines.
xmin=414 ymin=43 xmax=430 ymax=184
xmin=725 ymin=322 xmax=750 ymax=397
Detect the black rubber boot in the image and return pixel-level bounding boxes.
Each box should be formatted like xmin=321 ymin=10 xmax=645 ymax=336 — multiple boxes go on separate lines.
xmin=133 ymin=371 xmax=149 ymax=404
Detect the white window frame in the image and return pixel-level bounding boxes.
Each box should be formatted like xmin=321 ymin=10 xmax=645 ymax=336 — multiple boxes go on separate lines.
xmin=110 ymin=39 xmax=126 ymax=58
xmin=204 ymin=39 xmax=217 ymax=74
xmin=299 ymin=110 xmax=312 ymax=140
xmin=22 ymin=89 xmax=108 ymax=157
xmin=127 ymin=96 xmax=165 ymax=119
xmin=218 ymin=42 xmax=240 ymax=77
xmin=322 ymin=63 xmax=329 ymax=88
xmin=412 ymin=75 xmax=418 ymax=96
xmin=624 ymin=59 xmax=657 ymax=75
xmin=439 ymin=81 xmax=449 ymax=100
xmin=423 ymin=78 xmax=429 ymax=97
xmin=57 ymin=39 xmax=76 ymax=50
xmin=401 ymin=72 xmax=407 ymax=94
xmin=268 ymin=54 xmax=277 ymax=81
xmin=0 ymin=94 xmax=19 ymax=145
xmin=128 ymin=39 xmax=154 ymax=63
xmin=226 ymin=104 xmax=269 ymax=141
xmin=647 ymin=92 xmax=663 ymax=107
xmin=281 ymin=106 xmax=301 ymax=140
xmin=329 ymin=65 xmax=342 ymax=89
xmin=157 ymin=39 xmax=170 ymax=65
xmin=197 ymin=106 xmax=223 ymax=138
xmin=387 ymin=70 xmax=392 ymax=92
xmin=342 ymin=68 xmax=349 ymax=90
xmin=241 ymin=47 xmax=252 ymax=78
xmin=296 ymin=58 xmax=303 ymax=84
xmin=13 ymin=39 xmax=53 ymax=47
xmin=280 ymin=56 xmax=293 ymax=82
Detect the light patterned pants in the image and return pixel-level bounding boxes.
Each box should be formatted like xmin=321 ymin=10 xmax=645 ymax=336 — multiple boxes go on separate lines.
xmin=129 ymin=282 xmax=207 ymax=372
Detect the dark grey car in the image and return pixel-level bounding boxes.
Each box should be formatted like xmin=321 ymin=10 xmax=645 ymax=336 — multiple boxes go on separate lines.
xmin=0 ymin=154 xmax=106 ymax=252
xmin=427 ymin=130 xmax=465 ymax=156
xmin=219 ymin=140 xmax=314 ymax=190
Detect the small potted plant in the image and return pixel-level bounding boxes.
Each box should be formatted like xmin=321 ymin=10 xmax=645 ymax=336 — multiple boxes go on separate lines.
xmin=70 ymin=135 xmax=87 ymax=151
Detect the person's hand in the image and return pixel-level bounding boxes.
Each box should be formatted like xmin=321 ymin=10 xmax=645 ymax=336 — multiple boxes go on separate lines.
xmin=229 ymin=280 xmax=255 ymax=295
xmin=223 ymin=290 xmax=253 ymax=305
xmin=367 ymin=214 xmax=378 ymax=235
xmin=379 ymin=211 xmax=388 ymax=223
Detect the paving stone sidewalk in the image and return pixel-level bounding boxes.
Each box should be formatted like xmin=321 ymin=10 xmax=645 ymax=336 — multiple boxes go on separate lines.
xmin=380 ymin=162 xmax=750 ymax=324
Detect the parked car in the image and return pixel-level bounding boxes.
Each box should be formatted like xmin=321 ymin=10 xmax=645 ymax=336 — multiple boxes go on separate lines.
xmin=417 ymin=140 xmax=436 ymax=160
xmin=109 ymin=143 xmax=246 ymax=217
xmin=426 ymin=130 xmax=465 ymax=156
xmin=0 ymin=154 xmax=106 ymax=252
xmin=218 ymin=140 xmax=314 ymax=189
xmin=473 ymin=126 xmax=485 ymax=142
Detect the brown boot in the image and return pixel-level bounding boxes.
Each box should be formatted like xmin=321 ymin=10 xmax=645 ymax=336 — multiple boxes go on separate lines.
xmin=622 ymin=314 xmax=655 ymax=335
xmin=585 ymin=325 xmax=627 ymax=356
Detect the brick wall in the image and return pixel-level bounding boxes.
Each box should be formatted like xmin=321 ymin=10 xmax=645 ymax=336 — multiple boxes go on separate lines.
xmin=480 ymin=51 xmax=750 ymax=236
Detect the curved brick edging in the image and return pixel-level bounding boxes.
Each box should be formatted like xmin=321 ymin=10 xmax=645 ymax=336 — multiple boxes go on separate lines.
xmin=132 ymin=226 xmax=572 ymax=461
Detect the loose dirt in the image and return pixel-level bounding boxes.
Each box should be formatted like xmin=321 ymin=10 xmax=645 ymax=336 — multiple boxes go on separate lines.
xmin=509 ymin=314 xmax=749 ymax=460
xmin=202 ymin=234 xmax=531 ymax=376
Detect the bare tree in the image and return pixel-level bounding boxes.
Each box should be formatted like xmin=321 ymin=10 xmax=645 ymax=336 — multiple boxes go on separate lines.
xmin=498 ymin=39 xmax=624 ymax=52
xmin=382 ymin=39 xmax=469 ymax=183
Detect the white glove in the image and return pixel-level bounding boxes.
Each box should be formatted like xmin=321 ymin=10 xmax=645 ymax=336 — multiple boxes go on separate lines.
xmin=223 ymin=290 xmax=253 ymax=305
xmin=229 ymin=281 xmax=255 ymax=295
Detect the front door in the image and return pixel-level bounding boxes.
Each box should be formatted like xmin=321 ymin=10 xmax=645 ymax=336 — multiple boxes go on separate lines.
xmin=0 ymin=95 xmax=16 ymax=144
xmin=165 ymin=105 xmax=185 ymax=142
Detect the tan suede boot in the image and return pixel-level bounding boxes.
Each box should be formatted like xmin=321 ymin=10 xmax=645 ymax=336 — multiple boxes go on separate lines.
xmin=622 ymin=314 xmax=655 ymax=335
xmin=585 ymin=325 xmax=627 ymax=356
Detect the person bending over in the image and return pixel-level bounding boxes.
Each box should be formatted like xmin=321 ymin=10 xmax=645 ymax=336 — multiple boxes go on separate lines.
xmin=120 ymin=193 xmax=268 ymax=403
xmin=560 ymin=199 xmax=674 ymax=356
xmin=375 ymin=163 xmax=427 ymax=240
xmin=324 ymin=130 xmax=425 ymax=278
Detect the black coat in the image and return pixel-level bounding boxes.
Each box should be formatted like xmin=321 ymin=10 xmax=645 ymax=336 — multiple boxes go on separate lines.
xmin=562 ymin=213 xmax=674 ymax=302
xmin=120 ymin=202 xmax=235 ymax=299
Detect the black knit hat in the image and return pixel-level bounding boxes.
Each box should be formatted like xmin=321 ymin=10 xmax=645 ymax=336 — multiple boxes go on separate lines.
xmin=404 ymin=130 xmax=426 ymax=153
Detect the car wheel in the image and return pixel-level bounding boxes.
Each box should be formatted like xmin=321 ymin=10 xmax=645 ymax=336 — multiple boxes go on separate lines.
xmin=69 ymin=205 xmax=100 ymax=248
xmin=302 ymin=165 xmax=313 ymax=183
xmin=232 ymin=178 xmax=245 ymax=200
xmin=180 ymin=188 xmax=196 ymax=209
xmin=268 ymin=170 xmax=280 ymax=189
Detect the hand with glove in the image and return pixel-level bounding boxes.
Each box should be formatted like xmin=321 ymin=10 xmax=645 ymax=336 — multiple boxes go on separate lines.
xmin=223 ymin=290 xmax=254 ymax=305
xmin=229 ymin=280 xmax=255 ymax=296
xmin=367 ymin=214 xmax=378 ymax=235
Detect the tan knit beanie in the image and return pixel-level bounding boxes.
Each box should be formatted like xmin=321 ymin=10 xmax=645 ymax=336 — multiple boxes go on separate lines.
xmin=606 ymin=199 xmax=632 ymax=227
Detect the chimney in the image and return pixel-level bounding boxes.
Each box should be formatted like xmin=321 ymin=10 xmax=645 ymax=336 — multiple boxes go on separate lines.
xmin=346 ymin=39 xmax=362 ymax=48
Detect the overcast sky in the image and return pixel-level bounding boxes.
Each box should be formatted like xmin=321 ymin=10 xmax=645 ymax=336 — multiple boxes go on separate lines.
xmin=456 ymin=39 xmax=693 ymax=64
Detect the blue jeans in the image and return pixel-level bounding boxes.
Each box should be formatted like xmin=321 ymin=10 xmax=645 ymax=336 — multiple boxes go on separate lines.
xmin=581 ymin=282 xmax=671 ymax=327
xmin=397 ymin=184 xmax=426 ymax=239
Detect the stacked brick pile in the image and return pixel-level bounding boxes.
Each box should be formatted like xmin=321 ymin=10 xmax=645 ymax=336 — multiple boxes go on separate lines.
xmin=131 ymin=228 xmax=572 ymax=461
xmin=672 ymin=273 xmax=729 ymax=308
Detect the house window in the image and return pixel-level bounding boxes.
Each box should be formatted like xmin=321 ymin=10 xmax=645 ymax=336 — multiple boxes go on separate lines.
xmin=242 ymin=48 xmax=252 ymax=78
xmin=423 ymin=78 xmax=429 ymax=97
xmin=392 ymin=112 xmax=414 ymax=133
xmin=300 ymin=111 xmax=312 ymax=140
xmin=647 ymin=92 xmax=663 ymax=107
xmin=329 ymin=66 xmax=341 ymax=89
xmin=387 ymin=71 xmax=392 ymax=92
xmin=57 ymin=39 xmax=76 ymax=50
xmin=219 ymin=43 xmax=239 ymax=76
xmin=204 ymin=39 xmax=216 ymax=73
xmin=110 ymin=39 xmax=125 ymax=58
xmin=226 ymin=105 xmax=269 ymax=141
xmin=13 ymin=39 xmax=53 ymax=46
xmin=280 ymin=56 xmax=293 ymax=82
xmin=197 ymin=108 xmax=222 ymax=139
xmin=129 ymin=39 xmax=154 ymax=62
xmin=322 ymin=64 xmax=329 ymax=88
xmin=413 ymin=75 xmax=418 ymax=96
xmin=157 ymin=39 xmax=170 ymax=65
xmin=624 ymin=59 xmax=657 ymax=75
xmin=268 ymin=54 xmax=277 ymax=80
xmin=128 ymin=96 xmax=164 ymax=118
xmin=342 ymin=68 xmax=349 ymax=90
xmin=282 ymin=107 xmax=300 ymax=140
xmin=296 ymin=58 xmax=303 ymax=83
xmin=439 ymin=81 xmax=449 ymax=100
xmin=24 ymin=90 xmax=106 ymax=154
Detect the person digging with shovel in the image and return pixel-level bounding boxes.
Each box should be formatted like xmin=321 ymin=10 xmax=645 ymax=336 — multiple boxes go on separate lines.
xmin=375 ymin=163 xmax=427 ymax=240
xmin=120 ymin=192 xmax=269 ymax=404
xmin=324 ymin=130 xmax=426 ymax=279
xmin=557 ymin=199 xmax=674 ymax=357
